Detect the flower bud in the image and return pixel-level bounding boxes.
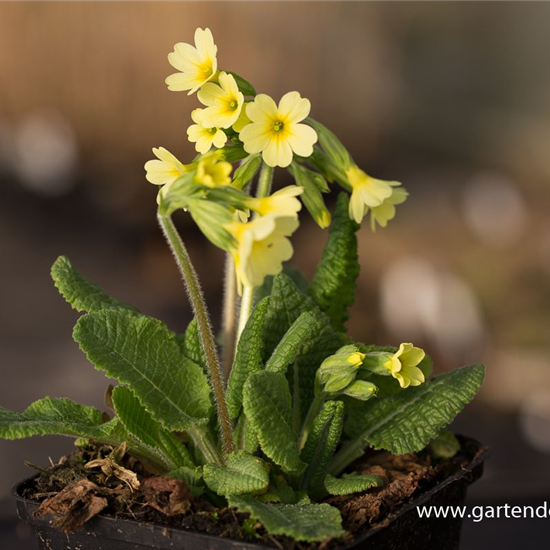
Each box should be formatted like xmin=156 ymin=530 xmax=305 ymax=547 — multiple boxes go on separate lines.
xmin=288 ymin=164 xmax=331 ymax=229
xmin=232 ymin=154 xmax=262 ymax=190
xmin=318 ymin=345 xmax=365 ymax=394
xmin=187 ymin=199 xmax=236 ymax=252
xmin=307 ymin=119 xmax=352 ymax=172
xmin=342 ymin=380 xmax=377 ymax=401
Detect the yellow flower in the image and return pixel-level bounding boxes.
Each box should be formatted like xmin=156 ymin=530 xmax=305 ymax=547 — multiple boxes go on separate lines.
xmin=345 ymin=165 xmax=395 ymax=224
xmin=384 ymin=343 xmax=426 ymax=389
xmin=166 ymin=28 xmax=218 ymax=95
xmin=197 ymin=72 xmax=244 ymax=129
xmin=195 ymin=153 xmax=233 ymax=188
xmin=240 ymin=92 xmax=318 ymax=168
xmin=187 ymin=109 xmax=227 ymax=154
xmin=368 ymin=185 xmax=408 ymax=231
xmin=144 ymin=147 xmax=188 ymax=186
xmin=245 ymin=186 xmax=303 ymax=217
xmin=226 ymin=215 xmax=299 ymax=290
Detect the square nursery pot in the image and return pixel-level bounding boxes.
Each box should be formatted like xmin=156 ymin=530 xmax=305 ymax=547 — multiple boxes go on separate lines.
xmin=12 ymin=437 xmax=488 ymax=550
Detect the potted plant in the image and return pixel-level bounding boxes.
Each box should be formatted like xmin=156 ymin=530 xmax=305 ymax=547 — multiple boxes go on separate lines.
xmin=4 ymin=27 xmax=486 ymax=549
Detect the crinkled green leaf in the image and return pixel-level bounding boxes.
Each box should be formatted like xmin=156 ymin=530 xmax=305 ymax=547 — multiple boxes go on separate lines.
xmin=257 ymin=473 xmax=296 ymax=504
xmin=344 ymin=365 xmax=484 ymax=455
xmin=243 ymin=372 xmax=305 ymax=474
xmin=324 ymin=473 xmax=383 ymax=495
xmin=308 ymin=194 xmax=359 ymax=332
xmin=51 ymin=256 xmax=138 ymax=313
xmin=203 ymin=451 xmax=269 ymax=496
xmin=111 ymin=386 xmax=194 ymax=469
xmin=0 ymin=397 xmax=116 ymax=440
xmin=263 ymin=274 xmax=342 ymax=422
xmin=234 ymin=415 xmax=259 ymax=454
xmin=265 ymin=312 xmax=316 ymax=374
xmin=300 ymin=400 xmax=344 ymax=491
xmin=228 ymin=496 xmax=343 ymax=542
xmin=73 ymin=309 xmax=212 ymax=431
xmin=254 ymin=265 xmax=309 ymax=306
xmin=175 ymin=319 xmax=207 ymax=373
xmin=226 ymin=297 xmax=270 ymax=419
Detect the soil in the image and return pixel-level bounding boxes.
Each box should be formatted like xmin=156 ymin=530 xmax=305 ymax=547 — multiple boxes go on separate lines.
xmin=21 ymin=437 xmax=482 ymax=550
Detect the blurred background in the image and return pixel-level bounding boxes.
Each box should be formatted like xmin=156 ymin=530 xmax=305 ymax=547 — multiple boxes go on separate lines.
xmin=1 ymin=2 xmax=549 ymax=548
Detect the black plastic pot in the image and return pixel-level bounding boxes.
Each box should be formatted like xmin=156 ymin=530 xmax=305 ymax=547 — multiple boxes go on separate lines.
xmin=12 ymin=438 xmax=488 ymax=550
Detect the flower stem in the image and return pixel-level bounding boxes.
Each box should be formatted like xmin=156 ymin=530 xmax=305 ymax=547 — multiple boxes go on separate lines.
xmin=221 ymin=253 xmax=237 ymax=380
xmin=255 ymin=162 xmax=275 ymax=200
xmin=236 ymin=284 xmax=254 ymax=341
xmin=235 ymin=162 xmax=274 ymax=342
xmin=188 ymin=426 xmax=225 ymax=466
xmin=327 ymin=438 xmax=366 ymax=477
xmin=158 ymin=213 xmax=235 ymax=458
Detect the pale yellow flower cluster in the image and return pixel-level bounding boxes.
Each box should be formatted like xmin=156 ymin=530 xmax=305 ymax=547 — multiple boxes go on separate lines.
xmin=144 ymin=26 xmax=409 ymax=292
xmin=166 ymin=28 xmax=317 ymax=167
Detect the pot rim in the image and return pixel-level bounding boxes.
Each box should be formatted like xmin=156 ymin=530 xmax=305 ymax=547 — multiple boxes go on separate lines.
xmin=11 ymin=435 xmax=489 ymax=549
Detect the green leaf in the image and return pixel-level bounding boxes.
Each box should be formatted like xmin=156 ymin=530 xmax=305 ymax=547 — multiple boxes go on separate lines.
xmin=175 ymin=319 xmax=207 ymax=373
xmin=228 ymin=496 xmax=343 ymax=542
xmin=203 ymin=451 xmax=269 ymax=496
xmin=262 ymin=273 xmax=316 ymax=355
xmin=257 ymin=473 xmax=296 ymax=504
xmin=309 ymin=194 xmax=360 ymax=332
xmin=344 ymin=365 xmax=485 ymax=455
xmin=254 ymin=265 xmax=309 ymax=306
xmin=265 ymin=312 xmax=317 ymax=374
xmin=427 ymin=429 xmax=460 ymax=459
xmin=225 ymin=71 xmax=256 ymax=96
xmin=51 ymin=256 xmax=138 ymax=313
xmin=234 ymin=415 xmax=259 ymax=454
xmin=73 ymin=309 xmax=213 ymax=431
xmin=226 ymin=297 xmax=270 ymax=419
xmin=0 ymin=397 xmax=116 ymax=440
xmin=263 ymin=274 xmax=342 ymax=422
xmin=300 ymin=400 xmax=344 ymax=491
xmin=324 ymin=473 xmax=383 ymax=496
xmin=111 ymin=386 xmax=194 ymax=469
xmin=243 ymin=372 xmax=305 ymax=474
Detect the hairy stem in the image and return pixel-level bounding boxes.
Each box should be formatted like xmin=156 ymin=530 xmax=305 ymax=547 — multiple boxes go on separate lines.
xmin=158 ymin=213 xmax=235 ymax=458
xmin=221 ymin=253 xmax=237 ymax=380
xmin=235 ymin=162 xmax=274 ymax=341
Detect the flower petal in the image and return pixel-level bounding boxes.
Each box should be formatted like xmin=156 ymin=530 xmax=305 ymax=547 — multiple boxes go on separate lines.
xmin=286 ymin=123 xmax=317 ymax=157
xmin=247 ymin=94 xmax=278 ymax=122
xmin=279 ymin=91 xmax=311 ymax=123
xmin=262 ymin=139 xmax=293 ymax=168
xmin=240 ymin=123 xmax=272 ymax=154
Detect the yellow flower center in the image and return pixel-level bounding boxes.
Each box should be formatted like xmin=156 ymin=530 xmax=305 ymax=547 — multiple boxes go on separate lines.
xmin=207 ymin=127 xmax=217 ymax=135
xmin=273 ymin=120 xmax=285 ymax=132
xmin=229 ymin=99 xmax=238 ymax=110
xmin=202 ymin=63 xmax=213 ymax=75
